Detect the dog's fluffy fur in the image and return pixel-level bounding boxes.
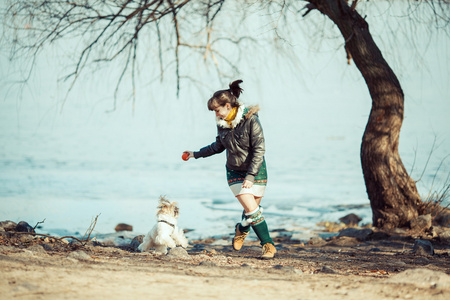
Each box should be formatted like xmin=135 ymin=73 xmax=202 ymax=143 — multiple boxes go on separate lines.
xmin=138 ymin=196 xmax=188 ymax=254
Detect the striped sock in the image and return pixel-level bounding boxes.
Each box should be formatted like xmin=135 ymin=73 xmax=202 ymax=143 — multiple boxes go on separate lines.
xmin=239 ymin=210 xmax=250 ymax=233
xmin=241 ymin=206 xmax=265 ymax=227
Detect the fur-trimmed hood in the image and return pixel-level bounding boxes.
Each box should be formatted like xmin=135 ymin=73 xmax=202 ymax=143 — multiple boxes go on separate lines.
xmin=216 ymin=104 xmax=260 ymax=129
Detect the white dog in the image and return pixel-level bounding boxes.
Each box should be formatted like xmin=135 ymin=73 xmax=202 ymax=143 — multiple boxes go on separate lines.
xmin=138 ymin=196 xmax=188 ymax=254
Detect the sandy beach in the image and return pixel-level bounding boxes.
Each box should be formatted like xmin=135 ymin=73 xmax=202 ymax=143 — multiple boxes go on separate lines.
xmin=1 ymin=224 xmax=450 ymax=300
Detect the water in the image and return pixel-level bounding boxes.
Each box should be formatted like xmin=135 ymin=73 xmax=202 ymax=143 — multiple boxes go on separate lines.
xmin=1 ymin=6 xmax=449 ymax=242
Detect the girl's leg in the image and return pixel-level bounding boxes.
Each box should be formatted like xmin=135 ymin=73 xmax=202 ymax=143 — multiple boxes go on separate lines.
xmin=232 ymin=194 xmax=257 ymax=251
xmin=236 ymin=194 xmax=259 ymax=213
xmin=237 ymin=194 xmax=274 ymax=245
xmin=235 ymin=194 xmax=261 ymax=234
xmin=254 ymin=196 xmax=262 ymax=207
xmin=234 ymin=193 xmax=276 ymax=258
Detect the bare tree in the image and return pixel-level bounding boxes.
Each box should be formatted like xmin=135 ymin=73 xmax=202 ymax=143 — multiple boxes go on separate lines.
xmin=301 ymin=0 xmax=449 ymax=229
xmin=1 ymin=0 xmax=253 ymax=106
xmin=2 ymin=0 xmax=449 ymax=230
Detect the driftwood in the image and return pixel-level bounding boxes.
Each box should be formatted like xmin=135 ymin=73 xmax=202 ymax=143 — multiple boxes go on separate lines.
xmin=7 ymin=214 xmax=101 ymax=245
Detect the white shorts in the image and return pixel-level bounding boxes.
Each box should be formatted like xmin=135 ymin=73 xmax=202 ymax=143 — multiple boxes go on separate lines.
xmin=229 ymin=183 xmax=266 ymax=197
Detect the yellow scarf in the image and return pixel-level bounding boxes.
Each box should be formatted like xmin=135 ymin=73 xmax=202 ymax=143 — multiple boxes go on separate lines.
xmin=224 ymin=107 xmax=238 ymax=127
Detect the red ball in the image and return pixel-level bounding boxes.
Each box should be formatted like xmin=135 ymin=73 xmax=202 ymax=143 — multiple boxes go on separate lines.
xmin=182 ymin=153 xmax=189 ymax=161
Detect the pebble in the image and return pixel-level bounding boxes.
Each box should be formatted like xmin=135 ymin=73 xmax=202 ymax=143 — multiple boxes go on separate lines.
xmin=338 ymin=227 xmax=373 ymax=241
xmin=308 ymin=237 xmax=327 ymax=246
xmin=16 ymin=221 xmax=34 ymax=233
xmin=115 ymin=223 xmax=133 ymax=232
xmin=439 ymin=231 xmax=450 ymax=245
xmin=199 ymin=261 xmax=217 ymax=267
xmin=413 ymin=240 xmax=434 ymax=256
xmin=0 ymin=221 xmax=18 ymax=231
xmin=320 ymin=266 xmax=337 ymax=274
xmin=27 ymin=244 xmax=48 ymax=255
xmin=328 ymin=236 xmax=360 ymax=246
xmin=164 ymin=247 xmax=191 ymax=260
xmin=339 ymin=213 xmax=362 ymax=226
xmin=410 ymin=214 xmax=432 ymax=233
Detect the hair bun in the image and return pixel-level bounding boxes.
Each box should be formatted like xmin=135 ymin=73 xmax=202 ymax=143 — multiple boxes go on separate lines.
xmin=229 ymin=80 xmax=243 ymax=98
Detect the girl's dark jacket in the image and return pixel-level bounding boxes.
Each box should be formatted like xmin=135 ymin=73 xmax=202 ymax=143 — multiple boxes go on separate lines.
xmin=194 ymin=104 xmax=265 ymax=182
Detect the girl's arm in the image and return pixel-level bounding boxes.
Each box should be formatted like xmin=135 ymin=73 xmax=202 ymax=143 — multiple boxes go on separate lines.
xmin=193 ymin=135 xmax=226 ymax=159
xmin=245 ymin=115 xmax=265 ymax=182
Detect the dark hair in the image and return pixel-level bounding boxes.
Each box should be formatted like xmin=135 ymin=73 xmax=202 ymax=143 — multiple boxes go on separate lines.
xmin=207 ymin=80 xmax=243 ymax=111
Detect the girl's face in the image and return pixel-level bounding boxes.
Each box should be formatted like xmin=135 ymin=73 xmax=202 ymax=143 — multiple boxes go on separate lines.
xmin=213 ymin=103 xmax=232 ymax=119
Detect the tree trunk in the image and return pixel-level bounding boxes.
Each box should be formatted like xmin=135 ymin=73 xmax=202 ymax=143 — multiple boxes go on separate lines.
xmin=308 ymin=0 xmax=422 ymax=229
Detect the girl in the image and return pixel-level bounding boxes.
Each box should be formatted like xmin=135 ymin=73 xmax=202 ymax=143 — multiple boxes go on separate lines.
xmin=183 ymin=80 xmax=276 ymax=259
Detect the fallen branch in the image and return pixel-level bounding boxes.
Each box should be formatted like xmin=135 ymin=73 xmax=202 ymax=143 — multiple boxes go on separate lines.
xmin=10 ymin=231 xmax=84 ymax=243
xmin=10 ymin=214 xmax=101 ymax=246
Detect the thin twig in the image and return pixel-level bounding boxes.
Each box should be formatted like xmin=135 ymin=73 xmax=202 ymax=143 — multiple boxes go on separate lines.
xmin=83 ymin=214 xmax=101 ymax=242
xmin=33 ymin=218 xmax=46 ymax=231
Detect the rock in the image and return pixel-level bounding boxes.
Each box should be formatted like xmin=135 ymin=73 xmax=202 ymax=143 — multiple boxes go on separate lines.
xmin=368 ymin=247 xmax=382 ymax=252
xmin=338 ymin=227 xmax=373 ymax=241
xmin=319 ymin=266 xmax=337 ymax=274
xmin=18 ymin=234 xmax=35 ymax=243
xmin=0 ymin=220 xmax=18 ymax=231
xmin=16 ymin=221 xmax=35 ymax=233
xmin=95 ymin=231 xmax=137 ymax=246
xmin=410 ymin=214 xmax=432 ymax=232
xmin=388 ymin=268 xmax=450 ymax=289
xmin=308 ymin=237 xmax=327 ymax=246
xmin=164 ymin=247 xmax=190 ymax=260
xmin=329 ymin=236 xmax=360 ymax=246
xmin=69 ymin=240 xmax=83 ymax=247
xmin=339 ymin=213 xmax=362 ymax=226
xmin=438 ymin=231 xmax=450 ymax=245
xmin=68 ymin=250 xmax=92 ymax=261
xmin=0 ymin=231 xmax=11 ymax=238
xmin=390 ymin=260 xmax=407 ymax=267
xmin=434 ymin=210 xmax=450 ymax=227
xmin=115 ymin=223 xmax=133 ymax=232
xmin=428 ymin=226 xmax=438 ymax=238
xmin=27 ymin=244 xmax=48 ymax=255
xmin=129 ymin=235 xmax=144 ymax=250
xmin=42 ymin=244 xmax=53 ymax=251
xmin=270 ymin=265 xmax=303 ymax=274
xmin=86 ymin=239 xmax=102 ymax=247
xmin=199 ymin=261 xmax=217 ymax=267
xmin=368 ymin=231 xmax=390 ymax=240
xmin=413 ymin=239 xmax=434 ymax=256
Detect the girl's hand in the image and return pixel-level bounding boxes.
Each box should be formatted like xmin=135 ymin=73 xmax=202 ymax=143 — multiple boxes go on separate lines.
xmin=182 ymin=151 xmax=194 ymax=161
xmin=242 ymin=180 xmax=253 ymax=189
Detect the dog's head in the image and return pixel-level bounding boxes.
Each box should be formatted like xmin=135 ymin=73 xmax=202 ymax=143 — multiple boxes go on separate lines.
xmin=156 ymin=196 xmax=180 ymax=218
